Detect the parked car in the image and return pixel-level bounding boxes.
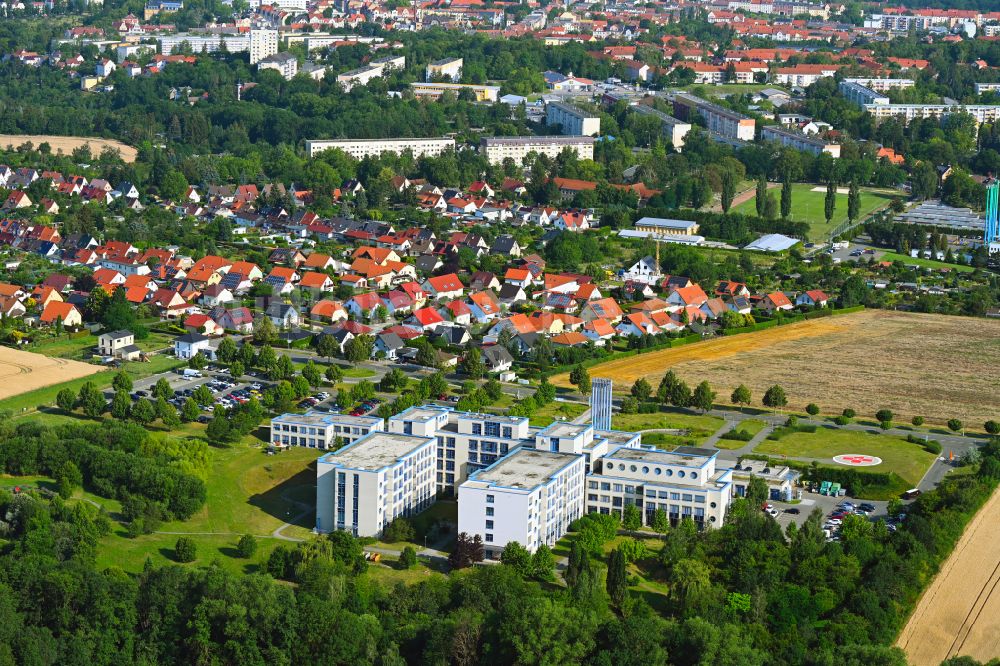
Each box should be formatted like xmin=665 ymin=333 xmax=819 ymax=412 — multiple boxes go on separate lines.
xmin=783 ymin=508 xmax=800 ymax=515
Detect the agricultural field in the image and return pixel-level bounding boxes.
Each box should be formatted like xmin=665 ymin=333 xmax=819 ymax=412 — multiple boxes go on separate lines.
xmin=878 ymin=251 xmax=976 ymax=273
xmin=557 ymin=310 xmax=1000 ymax=425
xmin=897 ymin=487 xmax=1000 ymax=665
xmin=755 ymin=427 xmax=936 ymax=487
xmin=733 ymin=183 xmax=896 ymax=242
xmin=0 ymin=345 xmax=101 ymax=402
xmin=0 ymin=134 xmax=138 ymax=162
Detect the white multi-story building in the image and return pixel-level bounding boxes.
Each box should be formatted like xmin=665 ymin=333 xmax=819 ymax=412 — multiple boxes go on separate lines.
xmin=587 ymin=445 xmax=733 ymax=528
xmin=632 ymin=104 xmax=692 ymax=150
xmin=839 ymin=80 xmax=891 ymax=107
xmin=760 ymin=125 xmax=840 ymax=158
xmin=546 ymin=102 xmax=601 ymax=137
xmin=388 ymin=406 xmax=535 ymax=493
xmin=270 ymin=411 xmax=385 ymax=449
xmin=975 ymin=82 xmax=1000 ymax=95
xmin=672 ymin=93 xmax=755 ymax=142
xmin=843 ymin=77 xmax=915 ymax=93
xmin=409 ymin=82 xmax=500 ymax=102
xmin=458 ymin=448 xmax=586 ymax=557
xmin=316 ymin=432 xmax=436 ymax=536
xmin=336 ymin=55 xmax=405 ymax=91
xmin=158 ymin=28 xmax=277 ymax=65
xmin=426 ymin=56 xmax=463 ymax=81
xmin=863 ymin=103 xmax=1000 ymax=126
xmin=480 ymin=136 xmax=595 ymax=165
xmin=257 ymin=52 xmax=297 ymax=79
xmin=305 ymin=137 xmax=456 ymax=159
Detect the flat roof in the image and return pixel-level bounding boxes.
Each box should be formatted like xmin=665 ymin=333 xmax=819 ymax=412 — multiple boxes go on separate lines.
xmin=595 ymin=429 xmax=641 ymax=445
xmin=306 ymin=137 xmax=454 ymax=145
xmin=456 ymin=411 xmax=529 ymax=425
xmin=319 ymin=432 xmax=433 ymax=471
xmin=540 ymin=421 xmax=591 ymax=439
xmin=395 ymin=405 xmax=449 ymax=422
xmin=481 ymin=135 xmax=594 ymax=146
xmin=635 ymin=217 xmax=698 ymax=229
xmin=472 ymin=448 xmax=579 ymax=490
xmin=609 ymin=446 xmax=715 ymax=467
xmin=272 ymin=411 xmax=383 ymax=427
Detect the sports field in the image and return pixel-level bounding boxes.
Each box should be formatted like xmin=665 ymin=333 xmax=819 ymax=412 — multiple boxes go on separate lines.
xmin=554 ymin=310 xmax=1000 ymax=425
xmin=0 ymin=346 xmax=101 ymax=401
xmin=0 ymin=134 xmax=138 ymax=162
xmin=897 ymin=486 xmax=1000 ymax=665
xmin=733 ymin=183 xmax=895 ymax=242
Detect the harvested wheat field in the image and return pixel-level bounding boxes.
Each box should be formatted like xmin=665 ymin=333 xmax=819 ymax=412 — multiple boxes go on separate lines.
xmin=554 ymin=310 xmax=1000 ymax=425
xmin=896 ymin=486 xmax=1000 ymax=665
xmin=0 ymin=134 xmax=137 ymax=162
xmin=0 ymin=346 xmax=101 ymax=400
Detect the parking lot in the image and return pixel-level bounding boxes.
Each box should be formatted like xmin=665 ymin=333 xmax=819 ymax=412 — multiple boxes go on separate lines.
xmin=764 ymin=491 xmax=892 ymax=540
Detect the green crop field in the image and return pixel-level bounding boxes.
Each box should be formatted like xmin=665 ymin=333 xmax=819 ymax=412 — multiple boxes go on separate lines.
xmin=878 ymin=251 xmax=976 ymax=273
xmin=754 ymin=427 xmax=937 ymax=486
xmin=734 ymin=184 xmax=896 ymax=242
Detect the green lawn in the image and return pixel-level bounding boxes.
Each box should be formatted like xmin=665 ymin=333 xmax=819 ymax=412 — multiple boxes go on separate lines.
xmin=754 ymin=427 xmax=937 ymax=486
xmin=878 ymin=251 xmax=976 ymax=273
xmin=27 ymin=331 xmax=176 ymax=360
xmin=613 ymin=410 xmax=723 ymax=437
xmin=712 ymin=419 xmax=768 ymax=450
xmin=529 ymin=400 xmax=588 ymax=427
xmin=734 ymin=184 xmax=896 ymax=242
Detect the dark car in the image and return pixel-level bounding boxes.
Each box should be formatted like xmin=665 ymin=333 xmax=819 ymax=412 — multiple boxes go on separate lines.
xmin=859 ymin=503 xmax=876 ymax=513
xmin=783 ymin=508 xmax=801 ymax=515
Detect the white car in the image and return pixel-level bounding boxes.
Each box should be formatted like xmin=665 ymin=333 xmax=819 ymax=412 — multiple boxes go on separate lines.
xmin=827 ymin=518 xmax=842 ymax=526
xmin=767 ymin=508 xmax=779 ymax=517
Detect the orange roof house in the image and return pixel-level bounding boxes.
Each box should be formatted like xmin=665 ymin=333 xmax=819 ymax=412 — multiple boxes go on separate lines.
xmin=40 ymin=301 xmax=82 ymax=327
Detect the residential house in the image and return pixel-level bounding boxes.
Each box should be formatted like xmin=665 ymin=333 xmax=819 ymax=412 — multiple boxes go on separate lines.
xmin=183 ymin=313 xmax=223 ymax=336
xmin=579 ymin=297 xmax=624 ymax=324
xmin=482 ymin=345 xmax=514 ymax=372
xmin=210 ymin=306 xmax=255 ymax=333
xmin=40 ymin=301 xmax=82 ymax=328
xmin=408 ymin=307 xmax=445 ymax=332
xmin=374 ymin=331 xmax=405 ymax=360
xmin=174 ymin=332 xmax=216 ymax=360
xmin=310 ymin=299 xmax=348 ymax=323
xmin=265 ymin=301 xmax=300 ymax=328
xmin=151 ymin=288 xmax=189 ymax=317
xmin=624 ymin=256 xmax=659 ymax=284
xmin=423 ymin=273 xmax=465 ymax=300
xmin=299 ymin=271 xmax=335 ymax=292
xmin=796 ymin=290 xmax=829 ymax=307
xmin=346 ymin=291 xmax=384 ymax=320
xmin=468 ymin=291 xmax=501 ymax=322
xmin=616 ymin=312 xmax=660 ymax=337
xmin=758 ymin=291 xmax=794 ymax=313
xmin=200 ymin=284 xmax=234 ymax=307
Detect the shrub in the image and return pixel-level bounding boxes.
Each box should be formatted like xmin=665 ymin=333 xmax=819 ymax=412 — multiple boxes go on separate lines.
xmin=923 ymin=440 xmax=942 ymax=455
xmin=912 ymin=416 xmax=925 ymax=427
xmin=236 ymin=534 xmax=257 ymax=559
xmin=947 ymin=419 xmax=963 ymax=433
xmin=399 ymin=545 xmax=418 ymax=568
xmin=382 ymin=517 xmax=416 ymax=543
xmin=986 ymin=420 xmax=1000 ymax=435
xmin=720 ymin=429 xmax=754 ymax=442
xmin=806 ymin=403 xmax=820 ymax=416
xmin=834 ymin=415 xmax=850 ymax=426
xmin=174 ymin=537 xmax=197 ymax=563
xmin=842 ymin=408 xmax=856 ymax=418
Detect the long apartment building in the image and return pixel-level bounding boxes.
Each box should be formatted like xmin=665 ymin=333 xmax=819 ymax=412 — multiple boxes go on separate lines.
xmin=671 ymin=93 xmax=755 ymax=142
xmin=760 ymin=125 xmax=840 ymax=157
xmin=458 ymin=448 xmax=586 ymax=558
xmin=158 ymin=28 xmax=277 ymax=64
xmin=305 ymin=137 xmax=456 ymax=159
xmin=975 ymin=83 xmax=1000 ymax=95
xmin=546 ymin=101 xmax=601 ymax=136
xmin=480 ymin=135 xmax=594 ymax=165
xmin=863 ymin=103 xmax=1000 ymax=125
xmin=839 ymin=80 xmax=890 ymax=107
xmin=631 ymin=103 xmax=692 ymax=150
xmin=270 ymin=411 xmax=384 ymax=448
xmin=316 ymin=431 xmax=436 ymax=536
xmin=336 ymin=55 xmax=405 ymax=91
xmin=409 ymin=82 xmax=500 ymax=102
xmin=586 ymin=445 xmax=733 ymax=528
xmin=425 ymin=56 xmax=463 ymax=81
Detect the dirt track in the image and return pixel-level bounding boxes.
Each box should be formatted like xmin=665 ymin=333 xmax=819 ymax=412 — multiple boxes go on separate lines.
xmin=0 ymin=134 xmax=137 ymax=162
xmin=897 ymin=486 xmax=1000 ymax=665
xmin=0 ymin=346 xmax=101 ymax=400
xmin=553 ymin=310 xmax=1000 ymax=424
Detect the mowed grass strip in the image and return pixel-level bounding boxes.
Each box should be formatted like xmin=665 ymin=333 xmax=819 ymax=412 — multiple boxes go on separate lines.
xmin=754 ymin=427 xmax=937 ymax=486
xmin=733 ymin=183 xmax=895 ymax=242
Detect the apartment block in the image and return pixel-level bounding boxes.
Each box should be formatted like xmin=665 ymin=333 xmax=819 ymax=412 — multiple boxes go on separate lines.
xmin=863 ymin=103 xmax=1000 ymax=125
xmin=158 ymin=28 xmax=277 ymax=64
xmin=425 ymin=57 xmax=463 ymax=81
xmin=843 ymin=77 xmax=914 ymax=93
xmin=586 ymin=445 xmax=733 ymax=528
xmin=975 ymin=83 xmax=1000 ymax=95
xmin=671 ymin=93 xmax=755 ymax=142
xmin=257 ymin=52 xmax=297 ymax=80
xmin=305 ymin=137 xmax=456 ymax=159
xmin=546 ymin=102 xmax=601 ymax=137
xmin=760 ymin=125 xmax=840 ymax=158
xmin=631 ymin=104 xmax=692 ymax=150
xmin=336 ymin=55 xmax=406 ymax=91
xmin=480 ymin=136 xmax=595 ymax=165
xmin=315 ymin=432 xmax=436 ymax=536
xmin=838 ymin=80 xmax=890 ymax=107
xmin=270 ymin=411 xmax=385 ymax=449
xmin=458 ymin=448 xmax=586 ymax=557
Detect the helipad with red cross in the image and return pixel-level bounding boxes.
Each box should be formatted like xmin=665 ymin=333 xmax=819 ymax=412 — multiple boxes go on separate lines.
xmin=832 ymin=454 xmax=883 ymax=467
